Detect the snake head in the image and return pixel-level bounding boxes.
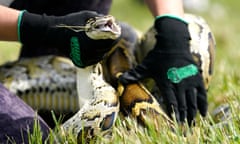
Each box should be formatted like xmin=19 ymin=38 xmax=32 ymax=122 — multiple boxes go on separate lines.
xmin=86 ymin=15 xmax=121 ymax=40
xmin=56 ymin=12 xmax=121 ymax=40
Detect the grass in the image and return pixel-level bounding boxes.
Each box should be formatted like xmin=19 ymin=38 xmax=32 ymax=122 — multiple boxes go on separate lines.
xmin=1 ymin=0 xmax=240 ymax=143
xmin=0 ymin=41 xmax=20 ymax=65
xmin=27 ymin=106 xmax=240 ymax=144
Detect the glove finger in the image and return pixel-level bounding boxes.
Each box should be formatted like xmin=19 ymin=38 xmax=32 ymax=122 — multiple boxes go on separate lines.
xmin=176 ymin=86 xmax=187 ymax=122
xmin=186 ymin=88 xmax=197 ymax=126
xmin=93 ymin=47 xmax=112 ymax=54
xmin=160 ymin=83 xmax=180 ymax=121
xmin=118 ymin=72 xmax=136 ymax=85
xmin=119 ymin=65 xmax=151 ymax=85
xmin=196 ymin=82 xmax=208 ymax=117
xmin=83 ymin=56 xmax=103 ymax=67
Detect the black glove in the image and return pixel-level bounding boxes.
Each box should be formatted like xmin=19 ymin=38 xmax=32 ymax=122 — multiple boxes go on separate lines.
xmin=18 ymin=10 xmax=119 ymax=68
xmin=119 ymin=16 xmax=207 ymax=125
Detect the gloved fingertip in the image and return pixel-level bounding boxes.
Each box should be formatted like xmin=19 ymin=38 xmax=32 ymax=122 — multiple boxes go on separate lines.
xmin=118 ymin=72 xmax=137 ymax=85
xmin=179 ymin=112 xmax=187 ymax=123
xmin=200 ymin=109 xmax=207 ymax=117
xmin=118 ymin=75 xmax=127 ymax=85
xmin=17 ymin=10 xmax=27 ymax=42
xmin=198 ymin=98 xmax=208 ymax=117
xmin=187 ymin=118 xmax=196 ymax=127
xmin=167 ymin=106 xmax=180 ymax=123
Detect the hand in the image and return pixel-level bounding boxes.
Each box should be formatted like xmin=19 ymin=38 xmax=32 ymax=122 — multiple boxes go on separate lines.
xmin=18 ymin=10 xmax=120 ymax=68
xmin=119 ymin=16 xmax=207 ymax=125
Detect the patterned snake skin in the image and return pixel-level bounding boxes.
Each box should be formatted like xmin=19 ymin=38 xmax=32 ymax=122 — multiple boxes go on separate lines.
xmin=0 ymin=14 xmax=215 ymax=142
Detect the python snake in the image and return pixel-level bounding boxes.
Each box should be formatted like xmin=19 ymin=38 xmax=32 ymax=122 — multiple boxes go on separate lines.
xmin=0 ymin=13 xmax=215 ymax=142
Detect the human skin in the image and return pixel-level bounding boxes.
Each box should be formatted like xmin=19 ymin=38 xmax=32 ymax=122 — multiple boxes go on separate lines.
xmin=144 ymin=0 xmax=184 ymax=17
xmin=0 ymin=5 xmax=19 ymax=41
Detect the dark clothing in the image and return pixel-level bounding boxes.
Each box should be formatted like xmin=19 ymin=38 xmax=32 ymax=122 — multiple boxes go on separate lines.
xmin=10 ymin=0 xmax=112 ymax=15
xmin=0 ymin=84 xmax=50 ymax=143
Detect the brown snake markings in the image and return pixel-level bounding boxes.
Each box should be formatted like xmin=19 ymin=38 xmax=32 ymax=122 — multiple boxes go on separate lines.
xmin=0 ymin=13 xmax=215 ymax=142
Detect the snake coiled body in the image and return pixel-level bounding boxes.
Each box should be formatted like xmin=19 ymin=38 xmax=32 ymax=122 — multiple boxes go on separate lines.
xmin=0 ymin=56 xmax=78 ymax=112
xmin=0 ymin=13 xmax=215 ymax=142
xmin=62 ymin=63 xmax=120 ymax=142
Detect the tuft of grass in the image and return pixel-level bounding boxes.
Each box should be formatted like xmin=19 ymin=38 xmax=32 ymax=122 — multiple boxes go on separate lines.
xmin=26 ymin=95 xmax=239 ymax=144
xmin=28 ymin=117 xmax=43 ymax=144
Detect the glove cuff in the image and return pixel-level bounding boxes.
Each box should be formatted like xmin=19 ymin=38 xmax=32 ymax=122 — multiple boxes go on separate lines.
xmin=155 ymin=14 xmax=188 ymax=24
xmin=17 ymin=10 xmax=26 ymax=42
xmin=154 ymin=15 xmax=191 ymax=53
xmin=19 ymin=11 xmax=64 ymax=46
xmin=19 ymin=11 xmax=47 ymax=44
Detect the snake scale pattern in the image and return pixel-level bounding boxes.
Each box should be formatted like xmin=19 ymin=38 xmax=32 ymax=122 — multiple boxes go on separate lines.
xmin=0 ymin=13 xmax=215 ymax=142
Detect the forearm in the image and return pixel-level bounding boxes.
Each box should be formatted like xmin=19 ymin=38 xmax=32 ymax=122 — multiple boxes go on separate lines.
xmin=144 ymin=0 xmax=184 ymax=17
xmin=0 ymin=5 xmax=20 ymax=41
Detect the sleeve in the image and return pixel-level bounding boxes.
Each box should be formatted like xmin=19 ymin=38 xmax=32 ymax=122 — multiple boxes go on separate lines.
xmin=0 ymin=83 xmax=50 ymax=143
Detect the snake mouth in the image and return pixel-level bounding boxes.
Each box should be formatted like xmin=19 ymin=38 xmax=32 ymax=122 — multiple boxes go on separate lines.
xmin=86 ymin=15 xmax=121 ymax=40
xmin=101 ymin=19 xmax=121 ymax=34
xmin=56 ymin=15 xmax=121 ymax=40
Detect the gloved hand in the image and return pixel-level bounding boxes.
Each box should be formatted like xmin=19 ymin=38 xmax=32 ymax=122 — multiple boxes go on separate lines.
xmin=18 ymin=10 xmax=119 ymax=68
xmin=119 ymin=16 xmax=207 ymax=125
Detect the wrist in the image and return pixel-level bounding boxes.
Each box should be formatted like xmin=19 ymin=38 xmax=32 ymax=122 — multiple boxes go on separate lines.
xmin=17 ymin=10 xmax=26 ymax=42
xmin=19 ymin=11 xmax=63 ymax=45
xmin=19 ymin=11 xmax=49 ymax=44
xmin=155 ymin=14 xmax=188 ymax=25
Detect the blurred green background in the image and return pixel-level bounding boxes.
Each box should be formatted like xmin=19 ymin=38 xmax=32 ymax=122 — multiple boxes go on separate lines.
xmin=0 ymin=0 xmax=240 ymax=112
